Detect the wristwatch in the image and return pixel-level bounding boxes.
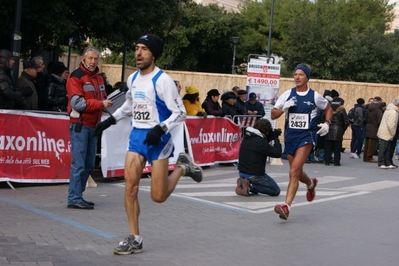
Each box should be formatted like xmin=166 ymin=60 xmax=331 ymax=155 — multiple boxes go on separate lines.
xmin=160 ymin=123 xmax=168 ymax=133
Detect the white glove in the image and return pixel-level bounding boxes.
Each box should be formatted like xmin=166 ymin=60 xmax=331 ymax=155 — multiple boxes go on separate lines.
xmin=317 ymin=123 xmax=329 ymax=136
xmin=283 ymin=99 xmax=296 ymax=112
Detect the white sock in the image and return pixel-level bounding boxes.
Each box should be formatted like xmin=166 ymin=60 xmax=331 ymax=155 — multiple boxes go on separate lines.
xmin=284 ymin=203 xmax=291 ymax=211
xmin=308 ymin=179 xmax=314 ymax=189
xmin=179 ymin=164 xmax=187 ymax=175
xmin=134 ymin=235 xmax=142 ymax=243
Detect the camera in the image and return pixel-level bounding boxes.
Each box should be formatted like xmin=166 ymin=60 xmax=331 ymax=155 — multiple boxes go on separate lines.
xmin=266 ymin=128 xmax=282 ymax=142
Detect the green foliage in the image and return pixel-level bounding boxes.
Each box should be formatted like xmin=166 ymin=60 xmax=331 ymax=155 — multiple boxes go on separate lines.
xmin=159 ymin=3 xmax=242 ymax=73
xmin=278 ymin=0 xmax=396 ymax=81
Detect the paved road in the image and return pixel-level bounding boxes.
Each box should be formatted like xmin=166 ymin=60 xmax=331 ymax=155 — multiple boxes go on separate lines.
xmin=1 ymin=152 xmax=399 ymax=266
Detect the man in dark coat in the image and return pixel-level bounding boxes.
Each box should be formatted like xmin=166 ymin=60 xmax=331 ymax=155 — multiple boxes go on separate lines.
xmin=246 ymin=92 xmax=265 ymax=118
xmin=16 ymin=59 xmax=39 ymax=110
xmin=234 ymin=89 xmax=247 ymax=115
xmin=0 ymin=49 xmax=32 ymax=109
xmin=221 ymin=91 xmax=238 ymax=119
xmin=364 ymin=97 xmax=384 ymax=163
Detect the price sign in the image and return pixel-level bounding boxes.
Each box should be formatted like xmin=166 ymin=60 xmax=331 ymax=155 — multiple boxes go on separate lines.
xmin=247 ymin=77 xmax=279 ymax=86
xmin=245 ymin=61 xmax=281 ymax=127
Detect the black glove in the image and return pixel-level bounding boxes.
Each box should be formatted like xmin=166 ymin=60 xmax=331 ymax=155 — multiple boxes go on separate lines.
xmin=119 ymin=82 xmax=128 ymax=92
xmin=19 ymin=86 xmax=33 ymax=97
xmin=94 ymin=116 xmax=116 ymax=136
xmin=274 ymin=128 xmax=282 ymax=138
xmin=143 ymin=125 xmax=165 ymax=146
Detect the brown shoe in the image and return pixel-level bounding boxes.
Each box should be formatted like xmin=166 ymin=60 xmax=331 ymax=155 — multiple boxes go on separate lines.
xmin=368 ymin=159 xmax=378 ymax=163
xmin=235 ymin=177 xmax=250 ymax=196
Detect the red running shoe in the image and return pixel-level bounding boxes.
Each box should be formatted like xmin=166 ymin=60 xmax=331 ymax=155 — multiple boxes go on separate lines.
xmin=235 ymin=177 xmax=250 ymax=196
xmin=306 ymin=178 xmax=318 ymax=202
xmin=274 ymin=204 xmax=289 ymax=220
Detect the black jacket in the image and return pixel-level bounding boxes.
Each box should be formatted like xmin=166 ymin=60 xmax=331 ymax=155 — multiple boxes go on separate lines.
xmin=45 ymin=74 xmax=68 ymax=112
xmin=234 ymin=98 xmax=246 ymax=115
xmin=202 ymin=96 xmax=223 ymax=116
xmin=325 ymin=104 xmax=349 ymax=141
xmin=245 ymin=100 xmax=265 ymax=117
xmin=0 ymin=49 xmax=27 ymax=109
xmin=222 ymin=102 xmax=239 ymax=119
xmin=238 ymin=127 xmax=282 ymax=176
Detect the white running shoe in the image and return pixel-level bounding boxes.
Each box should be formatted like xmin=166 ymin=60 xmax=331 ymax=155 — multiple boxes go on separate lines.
xmin=395 ymin=155 xmax=399 ymax=160
xmin=350 ymin=153 xmax=360 ymax=159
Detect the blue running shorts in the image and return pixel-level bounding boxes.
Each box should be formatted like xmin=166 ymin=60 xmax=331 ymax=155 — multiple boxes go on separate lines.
xmin=128 ymin=128 xmax=174 ymax=163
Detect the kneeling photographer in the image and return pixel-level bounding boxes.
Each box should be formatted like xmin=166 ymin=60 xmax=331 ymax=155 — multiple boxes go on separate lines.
xmin=235 ymin=119 xmax=282 ymax=197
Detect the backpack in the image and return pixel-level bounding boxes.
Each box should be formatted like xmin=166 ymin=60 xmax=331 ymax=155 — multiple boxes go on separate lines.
xmin=348 ymin=108 xmax=355 ymax=124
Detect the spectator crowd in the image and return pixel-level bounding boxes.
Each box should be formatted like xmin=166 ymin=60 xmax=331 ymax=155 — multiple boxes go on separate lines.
xmin=2 ymin=47 xmax=399 ymax=173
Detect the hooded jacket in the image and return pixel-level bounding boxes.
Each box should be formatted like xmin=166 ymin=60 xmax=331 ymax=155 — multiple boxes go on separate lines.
xmin=238 ymin=126 xmax=282 ymax=176
xmin=377 ymin=103 xmax=399 ymax=141
xmin=0 ymin=49 xmax=27 ymax=109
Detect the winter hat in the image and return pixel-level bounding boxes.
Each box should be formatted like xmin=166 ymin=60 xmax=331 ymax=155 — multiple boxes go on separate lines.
xmin=221 ymin=92 xmax=236 ymax=101
xmin=331 ymin=89 xmax=340 ymax=98
xmin=185 ymin=85 xmax=199 ymax=95
xmin=207 ymin=89 xmax=220 ymax=97
xmin=0 ymin=49 xmax=13 ymax=69
xmin=136 ymin=34 xmax=164 ymax=60
xmin=51 ymin=62 xmax=68 ymax=75
xmin=249 ymin=92 xmax=257 ymax=100
xmin=295 ymin=64 xmax=311 ymax=80
xmin=237 ymin=90 xmax=248 ymax=95
xmin=23 ymin=59 xmax=38 ymax=69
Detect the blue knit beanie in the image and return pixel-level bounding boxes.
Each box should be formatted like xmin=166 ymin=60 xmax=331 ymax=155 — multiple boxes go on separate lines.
xmin=295 ymin=64 xmax=311 ymax=80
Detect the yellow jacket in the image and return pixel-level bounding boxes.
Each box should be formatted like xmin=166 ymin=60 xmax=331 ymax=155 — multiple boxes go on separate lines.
xmin=183 ymin=99 xmax=205 ymax=116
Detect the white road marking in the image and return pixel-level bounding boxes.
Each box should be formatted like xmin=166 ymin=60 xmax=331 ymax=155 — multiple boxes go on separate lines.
xmin=340 ymin=180 xmax=399 ymax=191
xmin=177 ymin=191 xmax=346 ymax=197
xmin=117 ymin=175 xmax=396 ymax=214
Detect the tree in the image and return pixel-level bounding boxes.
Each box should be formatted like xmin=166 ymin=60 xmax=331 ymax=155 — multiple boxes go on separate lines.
xmin=159 ymin=2 xmax=241 ymax=73
xmin=280 ymin=0 xmax=395 ymax=80
xmin=342 ymin=29 xmax=399 ymax=83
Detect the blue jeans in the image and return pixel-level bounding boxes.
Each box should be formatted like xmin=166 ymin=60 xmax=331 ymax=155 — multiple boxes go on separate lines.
xmin=245 ymin=174 xmax=280 ymax=196
xmin=350 ymin=125 xmax=363 ymax=155
xmin=68 ymin=123 xmax=98 ymax=205
xmin=318 ymin=149 xmax=325 ymax=161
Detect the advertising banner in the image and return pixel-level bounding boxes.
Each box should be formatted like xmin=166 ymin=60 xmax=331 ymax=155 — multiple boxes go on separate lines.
xmin=0 ymin=113 xmax=242 ymax=182
xmin=246 ymin=62 xmax=281 ymax=127
xmin=185 ymin=116 xmax=241 ymax=165
xmin=0 ymin=110 xmax=71 ymax=183
xmin=101 ymin=116 xmax=185 ymax=177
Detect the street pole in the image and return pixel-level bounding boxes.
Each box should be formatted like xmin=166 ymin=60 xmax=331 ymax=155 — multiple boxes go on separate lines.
xmin=11 ymin=0 xmax=22 ymax=82
xmin=231 ymin=36 xmax=240 ymax=74
xmin=121 ymin=40 xmax=127 ymax=82
xmin=67 ymin=37 xmax=74 ymax=70
xmin=266 ymin=0 xmax=275 ymax=63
